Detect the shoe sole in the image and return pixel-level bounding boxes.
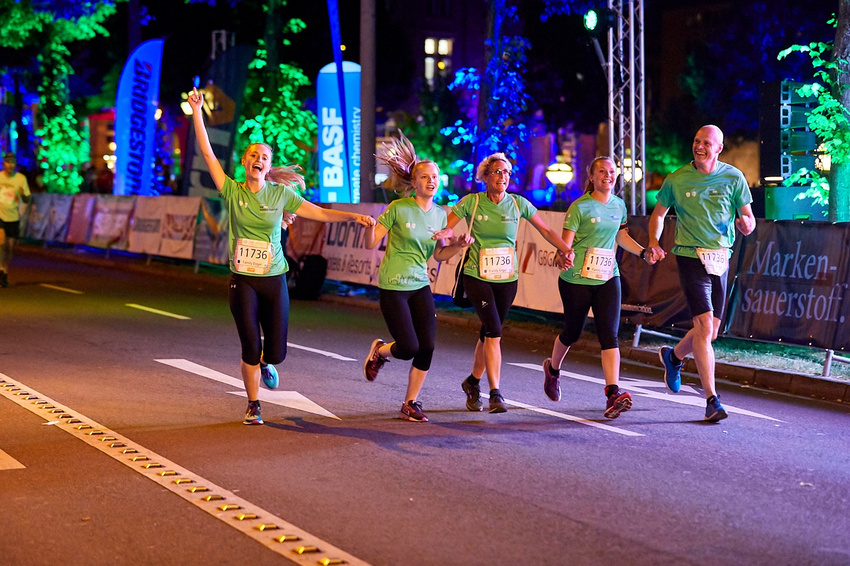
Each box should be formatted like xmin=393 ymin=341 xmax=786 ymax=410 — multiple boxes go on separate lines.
xmin=399 ymin=413 xmax=428 ymax=422
xmin=705 ymin=408 xmax=728 ymax=422
xmin=243 ymin=419 xmax=264 ymax=425
xmin=659 ymin=348 xmax=682 ymax=393
xmin=604 ymin=394 xmax=633 ymax=419
xmin=363 ymin=339 xmax=383 ymax=381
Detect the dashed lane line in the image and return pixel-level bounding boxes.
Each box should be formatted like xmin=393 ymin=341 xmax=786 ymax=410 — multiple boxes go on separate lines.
xmin=509 ymin=363 xmax=784 ymax=422
xmin=39 ymin=283 xmax=84 ymax=294
xmin=126 ymin=303 xmax=191 ymax=320
xmin=0 ymin=373 xmax=371 ymax=565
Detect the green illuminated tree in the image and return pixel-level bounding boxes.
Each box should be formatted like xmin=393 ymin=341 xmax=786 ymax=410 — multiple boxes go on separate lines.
xmin=0 ymin=0 xmax=120 ymax=193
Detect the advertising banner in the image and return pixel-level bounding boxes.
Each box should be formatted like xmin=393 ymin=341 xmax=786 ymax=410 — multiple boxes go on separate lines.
xmin=89 ymin=195 xmax=136 ymax=249
xmin=194 ymin=197 xmax=230 ymax=265
xmin=24 ymin=193 xmax=52 ymax=240
xmin=323 ymin=203 xmax=383 ymax=285
xmin=182 ymin=46 xmax=255 ymax=199
xmin=66 ymin=194 xmax=98 ymax=244
xmin=317 ymin=61 xmax=361 ymax=203
xmin=114 ymin=39 xmax=164 ymax=196
xmin=514 ymin=209 xmax=567 ymax=313
xmin=129 ymin=196 xmax=165 ymax=254
xmin=726 ymin=220 xmax=850 ymax=350
xmin=159 ymin=196 xmax=201 ymax=259
xmin=25 ymin=193 xmax=73 ymax=242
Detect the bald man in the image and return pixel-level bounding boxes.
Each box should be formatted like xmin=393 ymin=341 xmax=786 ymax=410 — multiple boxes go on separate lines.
xmin=647 ymin=125 xmax=756 ymax=422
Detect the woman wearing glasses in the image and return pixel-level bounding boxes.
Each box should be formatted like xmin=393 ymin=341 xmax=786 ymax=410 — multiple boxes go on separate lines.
xmin=446 ymin=153 xmax=574 ymax=413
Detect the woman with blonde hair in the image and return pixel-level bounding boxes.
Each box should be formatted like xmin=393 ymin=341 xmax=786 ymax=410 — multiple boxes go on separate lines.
xmin=362 ymin=132 xmax=472 ymax=422
xmin=188 ymin=87 xmax=375 ymax=426
xmin=446 ymin=153 xmax=574 ymax=413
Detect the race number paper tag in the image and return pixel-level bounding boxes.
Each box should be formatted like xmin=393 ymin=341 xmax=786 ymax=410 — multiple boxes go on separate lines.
xmin=479 ymin=247 xmax=515 ymax=280
xmin=696 ymin=247 xmax=728 ymax=276
xmin=581 ymin=247 xmax=615 ymax=281
xmin=234 ymin=238 xmax=272 ymax=274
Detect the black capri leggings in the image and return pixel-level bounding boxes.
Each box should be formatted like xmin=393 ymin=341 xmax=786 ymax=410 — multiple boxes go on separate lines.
xmin=228 ymin=273 xmax=289 ymax=366
xmin=379 ymin=286 xmax=437 ymax=371
xmin=557 ymin=276 xmax=621 ymax=350
xmin=463 ymin=275 xmax=518 ymax=341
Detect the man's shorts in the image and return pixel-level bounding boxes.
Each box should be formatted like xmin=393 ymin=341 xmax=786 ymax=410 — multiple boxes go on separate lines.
xmin=0 ymin=220 xmax=20 ymax=239
xmin=676 ymin=254 xmax=728 ymax=320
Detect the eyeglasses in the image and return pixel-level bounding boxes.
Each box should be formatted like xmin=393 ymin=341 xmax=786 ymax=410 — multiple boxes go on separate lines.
xmin=491 ymin=168 xmax=511 ymax=176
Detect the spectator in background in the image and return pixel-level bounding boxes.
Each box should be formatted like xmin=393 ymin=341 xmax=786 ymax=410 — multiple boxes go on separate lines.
xmin=0 ymin=152 xmax=31 ymax=288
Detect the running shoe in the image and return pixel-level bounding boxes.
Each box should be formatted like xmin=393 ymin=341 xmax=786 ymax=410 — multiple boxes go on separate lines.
xmin=542 ymin=358 xmax=561 ymax=402
xmin=604 ymin=387 xmax=633 ymax=419
xmin=659 ymin=346 xmax=684 ymax=393
xmin=461 ymin=376 xmax=483 ymax=411
xmin=488 ymin=389 xmax=508 ymax=413
xmin=260 ymin=363 xmax=279 ymax=389
xmin=399 ymin=400 xmax=428 ymax=422
xmin=363 ymin=339 xmax=387 ymax=381
xmin=705 ymin=395 xmax=728 ymax=422
xmin=243 ymin=401 xmax=264 ymax=425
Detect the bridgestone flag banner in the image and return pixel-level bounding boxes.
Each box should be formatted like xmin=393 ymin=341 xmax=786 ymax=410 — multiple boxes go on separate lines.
xmin=114 ymin=39 xmax=164 ymax=196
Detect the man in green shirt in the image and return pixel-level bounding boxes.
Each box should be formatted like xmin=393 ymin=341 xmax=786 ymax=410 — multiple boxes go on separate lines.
xmin=648 ymin=125 xmax=756 ymax=422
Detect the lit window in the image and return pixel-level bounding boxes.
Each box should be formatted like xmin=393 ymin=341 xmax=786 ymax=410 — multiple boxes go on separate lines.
xmin=425 ymin=57 xmax=435 ymax=84
xmin=424 ymin=38 xmax=436 ymax=55
xmin=438 ymin=39 xmax=452 ymax=56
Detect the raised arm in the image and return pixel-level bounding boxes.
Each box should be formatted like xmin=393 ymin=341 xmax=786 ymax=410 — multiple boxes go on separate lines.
xmin=294 ymin=200 xmax=375 ymax=227
xmin=188 ymin=88 xmax=226 ymax=191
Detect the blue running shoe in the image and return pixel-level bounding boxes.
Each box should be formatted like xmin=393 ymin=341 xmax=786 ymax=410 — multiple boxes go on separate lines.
xmin=659 ymin=346 xmax=683 ymax=393
xmin=260 ymin=363 xmax=279 ymax=389
xmin=705 ymin=395 xmax=728 ymax=422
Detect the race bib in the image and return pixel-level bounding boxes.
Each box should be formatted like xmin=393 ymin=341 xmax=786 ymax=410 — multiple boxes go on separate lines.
xmin=479 ymin=247 xmax=515 ymax=280
xmin=581 ymin=247 xmax=615 ymax=281
xmin=234 ymin=237 xmax=272 ymax=274
xmin=696 ymin=247 xmax=729 ymax=276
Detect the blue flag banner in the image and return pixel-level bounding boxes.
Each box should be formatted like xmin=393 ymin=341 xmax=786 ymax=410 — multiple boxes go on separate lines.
xmin=317 ymin=61 xmax=361 ymax=203
xmin=114 ymin=39 xmax=164 ymax=196
xmin=182 ymin=45 xmax=255 ymax=198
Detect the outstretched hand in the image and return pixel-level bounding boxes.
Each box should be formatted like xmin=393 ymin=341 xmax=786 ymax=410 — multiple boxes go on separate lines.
xmin=188 ymin=88 xmax=204 ymax=114
xmin=353 ymin=214 xmax=376 ymax=227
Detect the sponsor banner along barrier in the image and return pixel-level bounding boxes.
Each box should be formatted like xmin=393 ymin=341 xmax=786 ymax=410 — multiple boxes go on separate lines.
xmin=23 ymin=198 xmax=850 ymax=351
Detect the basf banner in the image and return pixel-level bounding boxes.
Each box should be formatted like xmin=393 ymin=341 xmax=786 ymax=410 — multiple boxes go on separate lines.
xmin=114 ymin=39 xmax=164 ymax=196
xmin=317 ymin=61 xmax=361 ymax=203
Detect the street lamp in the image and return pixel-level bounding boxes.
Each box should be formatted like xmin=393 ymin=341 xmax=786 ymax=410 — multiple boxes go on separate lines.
xmin=617 ymin=157 xmax=643 ymax=183
xmin=545 ymin=162 xmax=574 ymax=187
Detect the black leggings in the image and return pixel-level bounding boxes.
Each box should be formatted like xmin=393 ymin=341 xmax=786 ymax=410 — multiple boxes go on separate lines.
xmin=463 ymin=275 xmax=518 ymax=341
xmin=228 ymin=273 xmax=289 ymax=366
xmin=557 ymin=276 xmax=621 ymax=350
xmin=379 ymin=286 xmax=437 ymax=371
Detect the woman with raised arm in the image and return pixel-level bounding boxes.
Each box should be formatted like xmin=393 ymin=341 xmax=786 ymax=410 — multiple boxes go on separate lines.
xmin=445 ymin=153 xmax=574 ymax=414
xmin=188 ymin=87 xmax=375 ymax=426
xmin=362 ymin=132 xmax=473 ymax=422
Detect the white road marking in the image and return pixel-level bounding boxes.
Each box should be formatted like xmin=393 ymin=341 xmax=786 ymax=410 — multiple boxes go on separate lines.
xmin=126 ymin=303 xmax=191 ymax=320
xmin=0 ymin=448 xmax=25 ymax=470
xmin=39 ymin=283 xmax=84 ymax=294
xmin=287 ymin=342 xmax=356 ymax=361
xmin=0 ymin=374 xmax=370 ymax=565
xmin=509 ymin=363 xmax=784 ymax=422
xmin=155 ymin=359 xmax=339 ymax=420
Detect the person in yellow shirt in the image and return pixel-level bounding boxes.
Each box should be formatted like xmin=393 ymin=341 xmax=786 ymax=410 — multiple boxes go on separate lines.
xmin=0 ymin=152 xmax=31 ymax=288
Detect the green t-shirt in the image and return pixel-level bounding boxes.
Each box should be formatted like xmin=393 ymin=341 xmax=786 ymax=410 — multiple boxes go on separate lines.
xmin=656 ymin=161 xmax=752 ymax=258
xmin=376 ymin=197 xmax=447 ymax=291
xmin=451 ymin=192 xmax=537 ymax=282
xmin=560 ymin=192 xmax=627 ymax=285
xmin=220 ymin=176 xmax=305 ymax=276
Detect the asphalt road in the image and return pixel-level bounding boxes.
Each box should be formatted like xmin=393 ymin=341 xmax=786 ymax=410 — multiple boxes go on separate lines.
xmin=2 ymin=248 xmax=849 ymax=566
